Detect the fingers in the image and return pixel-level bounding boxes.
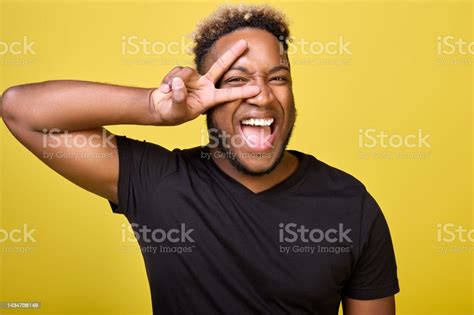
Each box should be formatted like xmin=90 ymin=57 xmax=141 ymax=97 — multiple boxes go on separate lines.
xmin=202 ymin=39 xmax=248 ymax=84
xmin=212 ymin=85 xmax=260 ymax=105
xmin=171 ymin=77 xmax=187 ymax=104
xmin=159 ymin=67 xmax=182 ymax=93
xmin=159 ymin=67 xmax=197 ymax=93
xmin=174 ymin=67 xmax=196 ymax=84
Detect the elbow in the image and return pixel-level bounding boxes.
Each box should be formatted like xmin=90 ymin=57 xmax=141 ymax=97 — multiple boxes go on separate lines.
xmin=1 ymin=86 xmax=22 ymax=125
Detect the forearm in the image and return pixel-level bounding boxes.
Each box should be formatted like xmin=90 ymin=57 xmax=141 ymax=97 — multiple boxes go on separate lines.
xmin=1 ymin=80 xmax=158 ymax=132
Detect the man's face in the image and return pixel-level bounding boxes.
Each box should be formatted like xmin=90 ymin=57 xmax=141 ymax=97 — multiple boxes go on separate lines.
xmin=203 ymin=28 xmax=296 ymax=176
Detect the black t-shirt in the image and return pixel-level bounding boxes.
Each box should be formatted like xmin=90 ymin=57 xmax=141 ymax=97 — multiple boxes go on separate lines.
xmin=109 ymin=136 xmax=400 ymax=315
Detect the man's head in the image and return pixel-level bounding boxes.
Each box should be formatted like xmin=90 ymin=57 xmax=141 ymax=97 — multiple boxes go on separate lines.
xmin=193 ymin=4 xmax=296 ymax=176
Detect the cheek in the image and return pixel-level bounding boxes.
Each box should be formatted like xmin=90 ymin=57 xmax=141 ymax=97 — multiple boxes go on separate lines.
xmin=211 ymin=102 xmax=239 ymax=131
xmin=274 ymin=88 xmax=294 ymax=118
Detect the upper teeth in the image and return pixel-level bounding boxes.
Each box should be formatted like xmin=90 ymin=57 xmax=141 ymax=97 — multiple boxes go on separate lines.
xmin=241 ymin=118 xmax=274 ymax=126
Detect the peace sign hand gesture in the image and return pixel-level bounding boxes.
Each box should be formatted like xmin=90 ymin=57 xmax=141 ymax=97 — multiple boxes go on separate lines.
xmin=150 ymin=40 xmax=259 ymax=125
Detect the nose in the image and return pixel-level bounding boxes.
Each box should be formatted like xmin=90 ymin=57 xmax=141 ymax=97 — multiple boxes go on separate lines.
xmin=246 ymin=78 xmax=275 ymax=107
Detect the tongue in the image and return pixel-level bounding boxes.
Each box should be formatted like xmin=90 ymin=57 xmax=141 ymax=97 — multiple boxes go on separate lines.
xmin=241 ymin=125 xmax=272 ymax=148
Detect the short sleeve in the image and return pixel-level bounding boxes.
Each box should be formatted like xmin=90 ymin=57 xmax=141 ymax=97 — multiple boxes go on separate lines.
xmin=108 ymin=135 xmax=177 ymax=218
xmin=342 ymin=190 xmax=400 ymax=300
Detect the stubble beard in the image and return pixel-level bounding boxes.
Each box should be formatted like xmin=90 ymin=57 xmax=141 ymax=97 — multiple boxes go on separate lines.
xmin=205 ymin=107 xmax=296 ymax=177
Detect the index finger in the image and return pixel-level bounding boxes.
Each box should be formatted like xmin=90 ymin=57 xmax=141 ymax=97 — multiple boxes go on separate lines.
xmin=202 ymin=39 xmax=247 ymax=83
xmin=212 ymin=85 xmax=260 ymax=105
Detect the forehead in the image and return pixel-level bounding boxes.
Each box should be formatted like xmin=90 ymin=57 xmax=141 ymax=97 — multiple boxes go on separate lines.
xmin=204 ymin=28 xmax=288 ymax=72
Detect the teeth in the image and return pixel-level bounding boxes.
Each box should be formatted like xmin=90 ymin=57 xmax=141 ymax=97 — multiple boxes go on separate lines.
xmin=241 ymin=118 xmax=274 ymax=127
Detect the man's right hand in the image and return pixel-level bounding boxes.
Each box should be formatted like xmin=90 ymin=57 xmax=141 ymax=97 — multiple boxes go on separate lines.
xmin=151 ymin=39 xmax=260 ymax=125
xmin=0 ymin=40 xmax=258 ymax=205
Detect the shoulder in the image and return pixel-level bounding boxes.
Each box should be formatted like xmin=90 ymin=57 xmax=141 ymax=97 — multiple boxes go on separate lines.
xmin=114 ymin=135 xmax=202 ymax=159
xmin=297 ymin=152 xmax=387 ymax=227
xmin=293 ymin=150 xmax=367 ymax=197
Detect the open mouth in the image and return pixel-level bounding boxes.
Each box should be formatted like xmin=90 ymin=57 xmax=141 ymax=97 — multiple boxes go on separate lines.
xmin=238 ymin=116 xmax=278 ymax=151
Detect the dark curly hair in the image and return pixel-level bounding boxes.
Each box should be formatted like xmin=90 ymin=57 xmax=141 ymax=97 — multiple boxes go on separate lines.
xmin=193 ymin=4 xmax=290 ymax=74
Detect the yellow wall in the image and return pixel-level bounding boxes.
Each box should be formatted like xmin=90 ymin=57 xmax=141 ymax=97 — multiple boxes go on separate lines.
xmin=1 ymin=0 xmax=472 ymax=314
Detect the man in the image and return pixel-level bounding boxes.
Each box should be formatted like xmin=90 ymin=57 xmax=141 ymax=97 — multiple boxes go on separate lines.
xmin=1 ymin=4 xmax=399 ymax=315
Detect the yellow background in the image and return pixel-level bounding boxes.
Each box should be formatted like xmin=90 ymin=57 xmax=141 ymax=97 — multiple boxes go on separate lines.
xmin=1 ymin=0 xmax=472 ymax=314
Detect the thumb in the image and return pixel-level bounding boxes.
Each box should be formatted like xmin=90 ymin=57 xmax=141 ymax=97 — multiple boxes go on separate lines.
xmin=171 ymin=77 xmax=187 ymax=104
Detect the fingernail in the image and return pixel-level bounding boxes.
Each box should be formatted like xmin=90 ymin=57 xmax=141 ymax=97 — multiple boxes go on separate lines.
xmin=159 ymin=83 xmax=170 ymax=93
xmin=172 ymin=77 xmax=184 ymax=89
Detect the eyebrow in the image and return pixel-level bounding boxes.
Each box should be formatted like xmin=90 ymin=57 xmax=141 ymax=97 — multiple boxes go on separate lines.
xmin=268 ymin=65 xmax=290 ymax=74
xmin=227 ymin=65 xmax=290 ymax=74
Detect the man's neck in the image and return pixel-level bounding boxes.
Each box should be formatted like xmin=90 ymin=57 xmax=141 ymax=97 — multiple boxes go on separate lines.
xmin=209 ymin=148 xmax=299 ymax=193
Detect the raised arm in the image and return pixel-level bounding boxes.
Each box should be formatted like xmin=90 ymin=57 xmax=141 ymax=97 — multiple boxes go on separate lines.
xmin=1 ymin=81 xmax=156 ymax=204
xmin=1 ymin=40 xmax=259 ymax=205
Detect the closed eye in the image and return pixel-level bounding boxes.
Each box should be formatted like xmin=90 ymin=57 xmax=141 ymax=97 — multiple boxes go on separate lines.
xmin=270 ymin=76 xmax=288 ymax=82
xmin=225 ymin=77 xmax=248 ymax=83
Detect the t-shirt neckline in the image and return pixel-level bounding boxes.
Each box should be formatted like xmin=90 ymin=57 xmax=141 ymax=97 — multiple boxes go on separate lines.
xmin=202 ymin=146 xmax=310 ymax=198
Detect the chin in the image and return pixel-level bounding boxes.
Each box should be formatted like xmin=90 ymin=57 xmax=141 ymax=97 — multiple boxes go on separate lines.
xmin=242 ymin=160 xmax=274 ymax=173
xmin=227 ymin=146 xmax=285 ymax=177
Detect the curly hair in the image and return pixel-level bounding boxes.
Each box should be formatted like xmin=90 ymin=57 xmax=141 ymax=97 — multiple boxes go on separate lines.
xmin=193 ymin=4 xmax=290 ymax=74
